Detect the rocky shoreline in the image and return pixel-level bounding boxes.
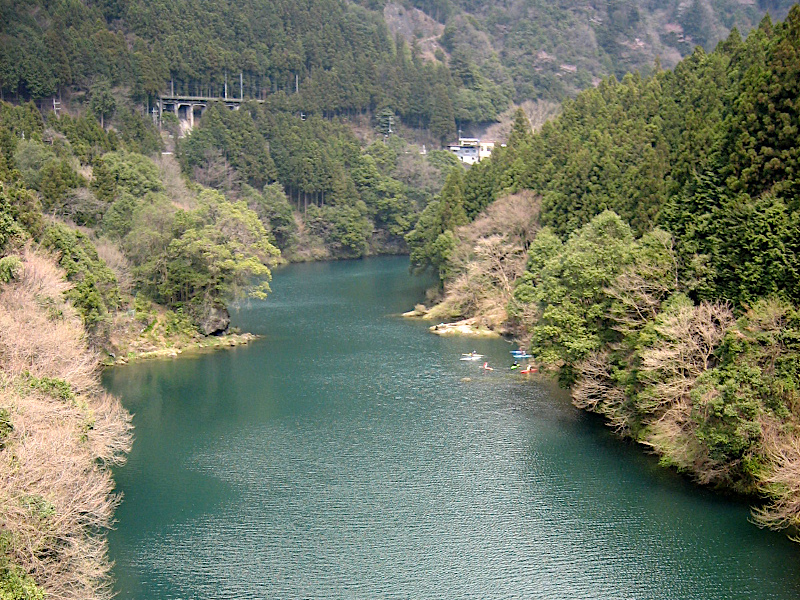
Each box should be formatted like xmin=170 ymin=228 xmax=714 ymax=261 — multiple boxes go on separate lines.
xmin=107 ymin=332 xmax=259 ymax=365
xmin=402 ymin=305 xmax=502 ymax=338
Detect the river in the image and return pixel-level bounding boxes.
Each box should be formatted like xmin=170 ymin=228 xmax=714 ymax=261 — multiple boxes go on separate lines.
xmin=105 ymin=256 xmax=800 ymax=599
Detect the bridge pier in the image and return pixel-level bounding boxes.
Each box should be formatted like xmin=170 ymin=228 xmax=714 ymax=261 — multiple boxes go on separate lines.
xmin=157 ymin=94 xmax=262 ymax=132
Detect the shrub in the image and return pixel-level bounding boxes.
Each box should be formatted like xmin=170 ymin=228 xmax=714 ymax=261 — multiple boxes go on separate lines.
xmin=0 ymin=256 xmax=22 ymax=283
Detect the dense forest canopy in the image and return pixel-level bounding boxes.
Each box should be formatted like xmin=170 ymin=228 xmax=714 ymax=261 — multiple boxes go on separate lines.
xmin=2 ymin=0 xmax=796 ymax=130
xmin=407 ymin=0 xmax=797 ymax=100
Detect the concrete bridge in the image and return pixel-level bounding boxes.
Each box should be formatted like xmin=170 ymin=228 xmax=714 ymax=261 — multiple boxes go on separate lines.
xmin=158 ymin=94 xmax=264 ymax=128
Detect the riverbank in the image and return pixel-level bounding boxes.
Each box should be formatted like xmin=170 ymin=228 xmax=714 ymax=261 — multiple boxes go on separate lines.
xmin=106 ymin=331 xmax=259 ymax=365
xmin=103 ymin=298 xmax=260 ymax=365
xmin=402 ymin=304 xmax=503 ymax=338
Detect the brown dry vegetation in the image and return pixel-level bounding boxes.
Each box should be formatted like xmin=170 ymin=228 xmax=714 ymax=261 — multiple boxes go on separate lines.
xmin=481 ymin=100 xmax=561 ymax=143
xmin=0 ymin=248 xmax=132 ymax=600
xmin=156 ymin=153 xmax=196 ymax=211
xmin=428 ymin=191 xmax=540 ymax=328
xmin=755 ymin=419 xmax=800 ymax=535
xmin=636 ymin=301 xmax=736 ymax=481
xmin=575 ymin=301 xmax=738 ymax=475
xmin=94 ymin=237 xmax=133 ymax=295
xmin=383 ymin=2 xmax=445 ymax=63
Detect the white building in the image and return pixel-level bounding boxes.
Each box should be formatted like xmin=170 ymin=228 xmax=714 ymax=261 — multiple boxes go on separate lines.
xmin=448 ymin=137 xmax=496 ymax=165
xmin=479 ymin=140 xmax=496 ymax=161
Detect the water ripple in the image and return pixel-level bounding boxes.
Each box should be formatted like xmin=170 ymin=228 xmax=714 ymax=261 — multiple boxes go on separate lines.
xmin=107 ymin=258 xmax=800 ymax=600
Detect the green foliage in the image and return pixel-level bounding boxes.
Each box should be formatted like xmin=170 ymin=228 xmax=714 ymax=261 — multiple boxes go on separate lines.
xmin=0 ymin=256 xmax=23 ymax=283
xmin=38 ymin=159 xmax=85 ymax=211
xmin=126 ymin=189 xmax=279 ymax=315
xmin=0 ymin=565 xmax=44 ymax=600
xmin=179 ymin=103 xmax=276 ymax=189
xmin=0 ymin=175 xmax=42 ymax=249
xmin=425 ymin=149 xmax=461 ymax=173
xmin=245 ymin=183 xmax=298 ymax=252
xmin=41 ymin=223 xmax=121 ymax=332
xmin=21 ymin=373 xmax=76 ymax=403
xmin=0 ymin=103 xmax=44 ymax=145
xmin=184 ymin=105 xmax=424 ymax=253
xmin=116 ymin=107 xmax=163 ymax=155
xmin=722 ymin=6 xmax=800 ymax=201
xmin=352 ymin=153 xmax=415 ymax=240
xmin=406 ymin=167 xmax=468 ymax=279
xmin=306 ymin=204 xmax=371 ymax=258
xmin=101 ymin=192 xmax=141 ymax=239
xmin=0 ymin=408 xmax=12 ymax=447
xmin=528 ymin=211 xmax=635 ymax=369
xmin=0 ymin=533 xmax=44 ymax=600
xmin=89 ymin=79 xmax=116 ymax=128
xmin=460 ymin=12 xmax=800 ymax=310
xmin=429 ymin=83 xmax=455 ymax=144
xmin=162 ymin=308 xmax=198 ymax=337
xmin=13 ymin=140 xmax=55 ymax=191
xmin=90 ymin=156 xmax=117 ymax=204
xmin=0 ymin=188 xmax=27 ymax=253
xmin=49 ymin=113 xmax=118 ymax=164
xmin=681 ymin=299 xmax=800 ymax=487
xmin=98 ymin=151 xmax=163 ymax=198
xmin=376 ymin=108 xmax=396 ymax=138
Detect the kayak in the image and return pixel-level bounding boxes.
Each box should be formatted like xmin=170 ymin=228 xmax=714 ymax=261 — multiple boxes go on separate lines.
xmin=460 ymin=353 xmax=484 ymax=361
xmin=511 ymin=352 xmax=532 ymax=359
xmin=520 ymin=366 xmax=537 ymax=374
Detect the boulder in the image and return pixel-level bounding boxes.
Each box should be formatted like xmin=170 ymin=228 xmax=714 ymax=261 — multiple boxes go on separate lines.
xmin=200 ymin=305 xmax=230 ymax=336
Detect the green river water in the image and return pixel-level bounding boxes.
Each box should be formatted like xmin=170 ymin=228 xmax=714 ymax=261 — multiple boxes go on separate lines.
xmin=105 ymin=256 xmax=800 ymax=599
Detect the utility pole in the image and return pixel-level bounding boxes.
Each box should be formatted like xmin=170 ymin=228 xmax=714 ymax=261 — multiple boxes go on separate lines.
xmin=224 ymin=72 xmax=228 ymax=99
xmin=240 ymin=72 xmax=243 ymax=99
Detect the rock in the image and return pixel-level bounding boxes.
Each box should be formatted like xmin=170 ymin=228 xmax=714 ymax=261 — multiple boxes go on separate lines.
xmin=199 ymin=305 xmax=230 ymax=336
xmin=428 ymin=318 xmax=500 ymax=338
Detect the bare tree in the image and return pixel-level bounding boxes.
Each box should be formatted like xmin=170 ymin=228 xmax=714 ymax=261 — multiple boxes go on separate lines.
xmin=430 ymin=192 xmax=539 ymax=327
xmin=573 ymin=350 xmax=631 ymax=433
xmin=0 ymin=249 xmax=132 ymax=600
xmin=638 ymin=301 xmax=734 ymax=413
xmin=633 ymin=301 xmax=734 ymax=477
xmin=753 ymin=419 xmax=800 ymax=535
xmin=193 ymin=148 xmax=240 ymax=194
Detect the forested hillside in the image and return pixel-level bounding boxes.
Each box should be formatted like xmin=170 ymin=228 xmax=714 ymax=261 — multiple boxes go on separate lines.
xmin=410 ymin=5 xmax=800 ymax=539
xmin=3 ymin=0 xmax=795 ymax=128
xmin=1 ymin=0 xmax=506 ymax=136
xmin=411 ymin=0 xmax=796 ymax=101
xmin=2 ymin=0 xmax=800 ymax=596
